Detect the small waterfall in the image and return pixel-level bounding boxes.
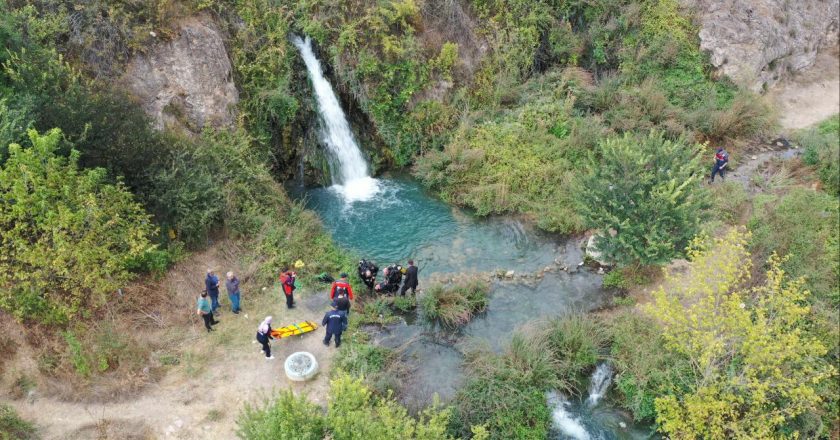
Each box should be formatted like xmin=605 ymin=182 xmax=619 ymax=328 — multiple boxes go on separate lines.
xmin=547 ymin=391 xmax=591 ymax=440
xmin=586 ymin=363 xmax=613 ymax=407
xmin=292 ymin=35 xmax=378 ymax=202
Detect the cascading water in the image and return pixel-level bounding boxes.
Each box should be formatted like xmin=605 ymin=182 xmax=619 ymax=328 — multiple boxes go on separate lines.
xmin=292 ymin=35 xmax=378 ymax=202
xmin=586 ymin=363 xmax=614 ymax=407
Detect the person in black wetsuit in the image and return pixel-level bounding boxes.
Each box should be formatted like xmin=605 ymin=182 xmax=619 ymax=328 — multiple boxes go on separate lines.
xmin=375 ymin=264 xmax=403 ymax=295
xmin=400 ymin=259 xmax=418 ymax=296
xmin=358 ymin=259 xmax=378 ymax=293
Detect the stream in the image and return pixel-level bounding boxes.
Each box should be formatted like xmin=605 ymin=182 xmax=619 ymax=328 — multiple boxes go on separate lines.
xmin=293 ymin=35 xmax=654 ymax=439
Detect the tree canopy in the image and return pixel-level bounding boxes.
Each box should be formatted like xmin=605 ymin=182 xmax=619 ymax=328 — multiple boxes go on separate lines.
xmin=0 ymin=128 xmax=155 ymax=324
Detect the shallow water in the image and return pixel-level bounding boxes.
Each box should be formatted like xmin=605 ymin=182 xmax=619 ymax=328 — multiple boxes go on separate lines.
xmin=302 ymin=176 xmax=561 ymax=274
xmin=299 ymin=176 xmax=650 ymax=436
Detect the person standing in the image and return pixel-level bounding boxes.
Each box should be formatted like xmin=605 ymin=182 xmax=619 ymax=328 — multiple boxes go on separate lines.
xmin=196 ymin=291 xmax=217 ymax=332
xmin=322 ymin=304 xmax=348 ymax=348
xmin=226 ymin=271 xmax=242 ymax=314
xmin=280 ymin=269 xmax=296 ymax=309
xmin=256 ymin=316 xmax=275 ymax=360
xmin=205 ymin=269 xmax=221 ymax=313
xmin=334 ymin=293 xmax=351 ymax=315
xmin=400 ymin=260 xmax=418 ymax=296
xmin=710 ymin=147 xmax=729 ymax=183
xmin=329 ymin=273 xmax=354 ymax=301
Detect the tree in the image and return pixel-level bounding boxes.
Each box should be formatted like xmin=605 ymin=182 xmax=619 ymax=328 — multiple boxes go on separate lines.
xmin=647 ymin=229 xmax=836 ymax=439
xmin=575 ymin=131 xmax=709 ymax=265
xmin=0 ymin=128 xmax=156 ymax=324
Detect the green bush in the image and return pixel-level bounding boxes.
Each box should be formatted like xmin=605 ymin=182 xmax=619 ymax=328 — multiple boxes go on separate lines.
xmin=544 ymin=315 xmax=609 ymax=387
xmin=608 ymin=311 xmax=693 ymax=421
xmin=237 ymin=389 xmax=326 ymax=440
xmin=575 ymin=131 xmax=710 ymax=265
xmin=0 ymin=129 xmax=156 ymax=324
xmin=795 ymin=115 xmax=840 ymax=196
xmin=749 ymin=188 xmax=839 ymax=305
xmin=0 ymin=404 xmax=38 ymax=440
xmin=237 ymin=376 xmax=456 ymax=440
xmin=420 ymin=280 xmax=490 ymax=328
xmin=452 ymin=335 xmax=557 ymax=439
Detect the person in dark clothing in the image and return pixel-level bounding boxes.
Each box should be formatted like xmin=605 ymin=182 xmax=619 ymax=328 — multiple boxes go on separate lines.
xmin=256 ymin=316 xmax=275 ymax=359
xmin=322 ymin=305 xmax=348 ymax=348
xmin=205 ymin=269 xmax=221 ymax=312
xmin=710 ymin=147 xmax=729 ymax=183
xmin=375 ymin=264 xmax=403 ymax=295
xmin=196 ymin=291 xmax=218 ymax=332
xmin=280 ymin=269 xmax=296 ymax=309
xmin=358 ymin=260 xmax=378 ymax=293
xmin=334 ymin=293 xmax=351 ymax=314
xmin=400 ymin=260 xmax=418 ymax=296
xmin=225 ymin=271 xmax=242 ymax=314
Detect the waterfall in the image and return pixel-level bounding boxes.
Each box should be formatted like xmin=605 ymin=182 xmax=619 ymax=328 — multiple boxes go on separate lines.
xmin=292 ymin=35 xmax=379 ymax=202
xmin=585 ymin=363 xmax=613 ymax=407
xmin=547 ymin=391 xmax=591 ymax=440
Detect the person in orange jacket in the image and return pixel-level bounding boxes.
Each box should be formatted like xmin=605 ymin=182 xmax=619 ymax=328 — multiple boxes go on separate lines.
xmin=330 ymin=272 xmax=354 ymax=301
xmin=280 ymin=268 xmax=296 ymax=309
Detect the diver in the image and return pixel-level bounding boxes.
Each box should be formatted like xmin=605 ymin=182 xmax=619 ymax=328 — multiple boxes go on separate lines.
xmin=358 ymin=259 xmax=379 ymax=293
xmin=375 ymin=263 xmax=404 ymax=295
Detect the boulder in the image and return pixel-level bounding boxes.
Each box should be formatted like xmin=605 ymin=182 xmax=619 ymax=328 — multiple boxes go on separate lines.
xmin=681 ymin=0 xmax=839 ymax=91
xmin=122 ymin=14 xmax=238 ymax=132
xmin=586 ymin=235 xmax=613 ymax=267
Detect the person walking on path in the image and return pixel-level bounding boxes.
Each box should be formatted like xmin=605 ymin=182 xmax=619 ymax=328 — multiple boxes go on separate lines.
xmin=196 ymin=291 xmax=218 ymax=332
xmin=226 ymin=271 xmax=242 ymax=314
xmin=322 ymin=304 xmax=348 ymax=348
xmin=280 ymin=269 xmax=297 ymax=309
xmin=256 ymin=316 xmax=275 ymax=359
xmin=205 ymin=269 xmax=221 ymax=312
xmin=329 ymin=273 xmax=354 ymax=301
xmin=400 ymin=260 xmax=419 ymax=296
xmin=710 ymin=147 xmax=729 ymax=183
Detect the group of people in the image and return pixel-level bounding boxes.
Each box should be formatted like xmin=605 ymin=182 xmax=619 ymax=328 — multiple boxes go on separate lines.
xmin=198 ymin=259 xmax=419 ymax=357
xmin=197 ymin=269 xmax=242 ymax=332
xmin=358 ymin=259 xmax=418 ymax=296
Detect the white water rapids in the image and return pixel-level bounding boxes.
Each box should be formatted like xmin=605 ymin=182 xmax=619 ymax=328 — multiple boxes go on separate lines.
xmin=292 ymin=35 xmax=379 ymax=202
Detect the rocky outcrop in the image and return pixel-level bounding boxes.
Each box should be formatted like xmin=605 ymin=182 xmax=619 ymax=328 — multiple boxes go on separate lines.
xmin=682 ymin=0 xmax=839 ymax=91
xmin=122 ymin=15 xmax=238 ymax=132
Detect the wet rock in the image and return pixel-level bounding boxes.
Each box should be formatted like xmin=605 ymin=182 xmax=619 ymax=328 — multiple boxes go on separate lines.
xmin=505 ymin=270 xmax=515 ymax=279
xmin=122 ymin=14 xmax=239 ymax=133
xmin=597 ymin=267 xmax=605 ymax=274
xmin=751 ymin=155 xmax=758 ymax=160
xmin=619 ymin=421 xmax=627 ymax=429
xmin=586 ymin=235 xmax=613 ymax=267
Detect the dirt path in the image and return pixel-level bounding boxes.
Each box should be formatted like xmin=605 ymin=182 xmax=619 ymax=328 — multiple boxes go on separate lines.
xmin=3 ymin=248 xmax=339 ymax=440
xmin=771 ymin=48 xmax=840 ymax=131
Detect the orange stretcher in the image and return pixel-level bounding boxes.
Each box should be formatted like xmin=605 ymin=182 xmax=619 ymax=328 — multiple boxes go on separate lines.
xmin=270 ymin=321 xmax=319 ymax=339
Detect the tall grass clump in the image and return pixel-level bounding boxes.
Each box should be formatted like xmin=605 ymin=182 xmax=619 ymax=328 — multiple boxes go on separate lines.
xmin=0 ymin=404 xmax=38 ymax=440
xmin=795 ymin=115 xmax=840 ymax=196
xmin=420 ymin=279 xmax=490 ymax=328
xmin=451 ymin=334 xmax=558 ymax=439
xmin=545 ymin=315 xmax=609 ymax=386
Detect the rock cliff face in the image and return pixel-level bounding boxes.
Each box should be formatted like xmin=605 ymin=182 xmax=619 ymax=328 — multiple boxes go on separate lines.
xmin=682 ymin=0 xmax=839 ymax=91
xmin=122 ymin=15 xmax=238 ymax=132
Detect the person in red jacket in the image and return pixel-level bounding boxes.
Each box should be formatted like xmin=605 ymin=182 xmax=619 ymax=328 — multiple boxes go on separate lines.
xmin=280 ymin=269 xmax=296 ymax=309
xmin=330 ymin=273 xmax=354 ymax=301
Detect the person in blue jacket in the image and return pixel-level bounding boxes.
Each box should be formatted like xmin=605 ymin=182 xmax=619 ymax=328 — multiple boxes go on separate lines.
xmin=322 ymin=304 xmax=348 ymax=348
xmin=204 ymin=269 xmax=221 ymax=312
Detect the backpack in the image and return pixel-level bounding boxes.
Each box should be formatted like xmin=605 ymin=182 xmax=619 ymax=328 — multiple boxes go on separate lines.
xmin=334 ymin=283 xmax=349 ymax=297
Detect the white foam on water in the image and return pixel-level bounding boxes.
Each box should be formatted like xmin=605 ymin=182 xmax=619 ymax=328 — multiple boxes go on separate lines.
xmin=586 ymin=363 xmax=614 ymax=407
xmin=548 ymin=391 xmax=592 ymax=440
